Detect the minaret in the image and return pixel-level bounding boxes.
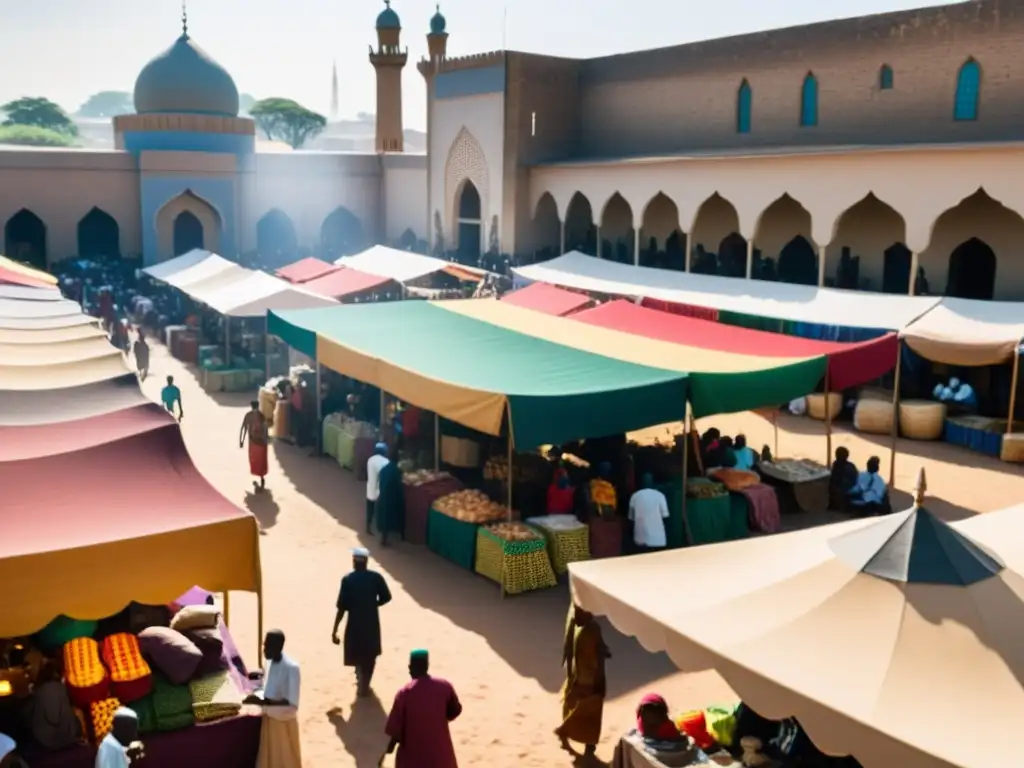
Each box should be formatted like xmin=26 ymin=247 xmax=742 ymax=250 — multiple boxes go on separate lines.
xmin=427 ymin=4 xmax=449 ymax=66
xmin=417 ymin=5 xmax=449 ymax=250
xmin=330 ymin=60 xmax=339 ymax=121
xmin=369 ymin=0 xmax=407 ymax=153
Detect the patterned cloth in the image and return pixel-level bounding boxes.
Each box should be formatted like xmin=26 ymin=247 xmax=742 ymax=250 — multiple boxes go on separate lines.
xmin=189 ymin=671 xmax=243 ymax=723
xmin=474 ymin=529 xmax=557 ymax=595
xmin=63 ymin=637 xmax=110 ymax=709
xmin=739 ymin=484 xmax=781 ymax=534
xmin=101 ymin=633 xmax=153 ymax=703
xmin=151 ymin=673 xmax=195 ymax=732
xmin=89 ymin=696 xmax=122 ymax=743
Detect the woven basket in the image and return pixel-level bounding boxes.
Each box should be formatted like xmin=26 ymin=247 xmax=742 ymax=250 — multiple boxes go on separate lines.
xmin=806 ymin=392 xmax=843 ymax=421
xmin=1001 ymin=433 xmax=1024 ymax=463
xmin=898 ymin=400 xmax=946 ymax=441
xmin=854 ymin=398 xmax=894 ymax=435
xmin=858 ymin=386 xmax=893 ymax=402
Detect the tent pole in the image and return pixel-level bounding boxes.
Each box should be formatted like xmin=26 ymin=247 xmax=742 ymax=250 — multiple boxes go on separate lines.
xmin=773 ymin=411 xmax=779 ymax=458
xmin=506 ymin=402 xmax=515 ymax=522
xmin=888 ymin=340 xmax=903 ymax=487
xmin=256 ymin=587 xmax=264 ymax=663
xmin=222 ymin=591 xmax=230 ymax=627
xmin=264 ymin=332 xmax=271 ymax=382
xmin=681 ymin=408 xmax=692 ymax=546
xmin=224 ymin=316 xmax=231 ymax=363
xmin=824 ymin=363 xmax=833 ymax=467
xmin=434 ymin=412 xmax=440 ymax=471
xmin=315 ymin=361 xmax=323 ymax=454
xmin=1008 ymin=348 xmax=1021 ymax=434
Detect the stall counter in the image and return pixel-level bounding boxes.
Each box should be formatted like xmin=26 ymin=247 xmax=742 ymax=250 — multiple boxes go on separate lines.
xmin=474 ymin=526 xmax=557 ymax=595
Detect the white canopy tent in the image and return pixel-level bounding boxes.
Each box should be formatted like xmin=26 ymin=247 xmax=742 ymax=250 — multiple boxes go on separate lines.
xmin=0 ymin=297 xmax=83 ymax=319
xmin=158 ymin=254 xmax=248 ymax=292
xmin=901 ymin=297 xmax=1024 ymax=367
xmin=189 ymin=270 xmax=337 ymax=318
xmin=0 ymin=284 xmax=64 ymax=302
xmin=513 ymin=251 xmax=941 ymax=331
xmin=336 ymin=245 xmax=487 ymax=284
xmin=142 ymin=249 xmax=213 ymax=281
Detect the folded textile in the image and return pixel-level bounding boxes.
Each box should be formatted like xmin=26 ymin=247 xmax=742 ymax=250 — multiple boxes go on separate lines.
xmin=151 ymin=673 xmax=195 ymax=732
xmin=189 ymin=670 xmax=243 ymax=723
xmin=126 ymin=694 xmax=158 ymax=734
xmin=101 ymin=633 xmax=153 ymax=703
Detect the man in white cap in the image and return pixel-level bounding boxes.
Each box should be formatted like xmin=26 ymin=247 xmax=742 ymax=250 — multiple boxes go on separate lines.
xmin=332 ymin=547 xmax=392 ymax=697
xmin=95 ymin=707 xmax=144 ymax=767
xmin=366 ymin=442 xmax=390 ymax=535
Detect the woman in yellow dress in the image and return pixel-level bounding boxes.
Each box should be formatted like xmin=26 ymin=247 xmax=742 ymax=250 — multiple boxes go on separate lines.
xmin=556 ymin=605 xmax=611 ymax=757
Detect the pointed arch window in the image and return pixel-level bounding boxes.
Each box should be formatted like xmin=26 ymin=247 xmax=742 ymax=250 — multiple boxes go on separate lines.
xmin=879 ymin=64 xmax=894 ymax=90
xmin=737 ymin=80 xmax=752 ymax=134
xmin=954 ymin=58 xmax=980 ymax=121
xmin=800 ymin=72 xmax=818 ymax=127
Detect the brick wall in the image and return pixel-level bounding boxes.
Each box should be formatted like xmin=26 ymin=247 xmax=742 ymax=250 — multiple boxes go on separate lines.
xmin=577 ymin=0 xmax=1024 ymax=157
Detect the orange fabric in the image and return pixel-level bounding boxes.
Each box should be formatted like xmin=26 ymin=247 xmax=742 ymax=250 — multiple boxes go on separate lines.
xmin=90 ymin=696 xmax=122 ymax=743
xmin=589 ymin=479 xmax=617 ymax=508
xmin=64 ymin=638 xmax=109 ymax=709
xmin=101 ymin=633 xmax=151 ymax=683
xmin=709 ymin=468 xmax=761 ymax=491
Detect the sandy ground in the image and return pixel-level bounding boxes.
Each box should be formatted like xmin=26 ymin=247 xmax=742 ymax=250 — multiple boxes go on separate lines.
xmin=140 ymin=344 xmax=1023 ymax=767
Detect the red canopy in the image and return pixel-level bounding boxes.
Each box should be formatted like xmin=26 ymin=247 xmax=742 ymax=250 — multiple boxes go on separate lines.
xmin=0 ymin=266 xmax=52 ymax=288
xmin=301 ymin=267 xmax=396 ymax=300
xmin=275 ymin=257 xmax=340 ymax=284
xmin=500 ymin=283 xmax=592 ymax=317
xmin=576 ymin=300 xmax=898 ymax=391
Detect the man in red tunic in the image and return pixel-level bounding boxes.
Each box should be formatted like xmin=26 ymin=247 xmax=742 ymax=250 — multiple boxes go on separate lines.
xmin=382 ymin=650 xmax=461 ymax=768
xmin=240 ymin=400 xmax=269 ymax=491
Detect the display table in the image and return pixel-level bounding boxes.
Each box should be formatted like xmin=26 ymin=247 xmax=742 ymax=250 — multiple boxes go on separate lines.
xmin=734 ymin=483 xmax=781 ymax=534
xmin=758 ymin=460 xmax=830 ymax=515
xmin=322 ymin=420 xmax=342 ymax=460
xmin=404 ymin=476 xmax=464 ymax=545
xmin=589 ymin=517 xmax=623 ymax=559
xmin=474 ymin=526 xmax=557 ymax=595
xmin=427 ymin=507 xmax=480 ymax=570
xmin=686 ymin=493 xmax=747 ymax=545
xmin=22 ymin=712 xmax=261 ymax=768
xmin=201 ymin=368 xmax=259 ymax=393
xmin=354 ymin=436 xmax=377 ymax=481
xmin=336 ymin=428 xmax=356 ymax=469
xmin=944 ymin=415 xmax=1004 ymax=458
xmin=526 ymin=517 xmax=590 ymax=575
xmin=612 ymin=730 xmax=731 ymax=768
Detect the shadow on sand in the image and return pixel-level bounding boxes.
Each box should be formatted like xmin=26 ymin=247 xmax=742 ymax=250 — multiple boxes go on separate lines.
xmin=326 ymin=693 xmax=389 ymax=768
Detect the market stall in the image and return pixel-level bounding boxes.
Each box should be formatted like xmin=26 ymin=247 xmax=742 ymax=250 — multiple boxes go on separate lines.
xmin=474 ymin=522 xmax=557 ymax=596
xmin=275 ymin=257 xmax=339 ymax=284
xmin=499 ymin=282 xmax=593 ymax=316
xmin=569 ymin=479 xmax=1024 ymax=768
xmin=300 ymin=266 xmax=401 ymax=303
xmin=757 ymin=459 xmax=832 ymax=515
xmin=403 ymin=469 xmax=463 ymax=545
xmin=899 ymin=297 xmax=1024 ymax=465
xmin=335 ymin=245 xmax=487 ymax=285
xmin=0 ymin=255 xmax=60 ymax=288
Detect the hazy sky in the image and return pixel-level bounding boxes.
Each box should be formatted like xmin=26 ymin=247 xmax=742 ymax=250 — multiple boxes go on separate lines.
xmin=7 ymin=0 xmax=958 ymax=129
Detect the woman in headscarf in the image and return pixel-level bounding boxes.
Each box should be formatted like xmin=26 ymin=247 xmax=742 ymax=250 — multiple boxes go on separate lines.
xmin=555 ymin=605 xmax=611 ymax=757
xmin=636 ymin=694 xmax=683 ymax=741
xmin=546 ymin=467 xmax=576 ymax=516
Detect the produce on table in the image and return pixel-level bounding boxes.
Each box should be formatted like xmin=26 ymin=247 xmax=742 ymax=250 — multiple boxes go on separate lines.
xmin=686 ymin=480 xmax=727 ymax=499
xmin=403 ymin=469 xmax=453 ymax=487
xmin=483 ymin=454 xmax=550 ymax=484
xmin=433 ymin=489 xmax=507 ymax=524
xmin=484 ymin=522 xmax=541 ymax=542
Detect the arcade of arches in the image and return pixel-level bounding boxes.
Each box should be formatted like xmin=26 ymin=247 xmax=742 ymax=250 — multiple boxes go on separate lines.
xmin=531 ymin=188 xmax=1024 ymax=300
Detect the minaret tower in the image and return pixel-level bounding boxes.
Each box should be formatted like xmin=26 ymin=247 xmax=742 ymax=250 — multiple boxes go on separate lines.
xmin=369 ymin=0 xmax=407 ymax=153
xmin=418 ymin=5 xmax=448 ymax=248
xmin=330 ymin=60 xmax=339 ymax=121
xmin=427 ymin=5 xmax=448 ymax=66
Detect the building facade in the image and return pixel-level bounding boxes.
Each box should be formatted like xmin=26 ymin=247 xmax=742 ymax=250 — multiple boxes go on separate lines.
xmin=426 ymin=0 xmax=1024 ymax=300
xmin=0 ymin=3 xmax=428 ymax=269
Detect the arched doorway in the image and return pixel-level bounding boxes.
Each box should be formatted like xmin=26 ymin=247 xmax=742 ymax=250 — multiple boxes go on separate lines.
xmin=77 ymin=208 xmax=120 ymax=258
xmin=456 ymin=181 xmax=482 ymax=263
xmin=946 ymin=238 xmax=996 ymax=299
xmin=691 ymin=193 xmax=741 ymax=275
xmin=600 ymin=193 xmax=634 ymax=263
xmin=173 ymin=212 xmax=204 ymax=256
xmin=397 ymin=228 xmax=417 ymax=251
xmin=778 ymin=235 xmax=818 ymax=285
xmin=320 ymin=207 xmax=364 ymax=259
xmin=564 ymin=192 xmax=596 ymax=256
xmin=882 ymin=243 xmax=912 ymax=294
xmin=640 ymin=193 xmax=683 ymax=270
xmin=532 ymin=192 xmax=561 ymax=260
xmin=4 ymin=209 xmax=47 ymax=270
xmin=256 ymin=210 xmax=297 ymax=262
xmin=718 ymin=233 xmax=748 ymax=277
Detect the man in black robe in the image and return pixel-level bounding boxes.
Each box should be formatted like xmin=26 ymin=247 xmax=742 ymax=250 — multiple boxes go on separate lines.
xmin=331 ymin=548 xmax=392 ymax=697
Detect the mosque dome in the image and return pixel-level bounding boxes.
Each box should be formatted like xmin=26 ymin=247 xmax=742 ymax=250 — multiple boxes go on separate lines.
xmin=376 ymin=0 xmax=401 ymax=30
xmin=133 ymin=33 xmax=240 ymax=117
xmin=430 ymin=5 xmax=446 ymax=34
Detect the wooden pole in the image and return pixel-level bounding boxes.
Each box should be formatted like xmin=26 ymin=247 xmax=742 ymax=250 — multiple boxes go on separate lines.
xmin=888 ymin=340 xmax=903 ymax=487
xmin=824 ymin=363 xmax=833 ymax=467
xmin=222 ymin=591 xmax=231 ymax=627
xmin=773 ymin=411 xmax=779 ymax=458
xmin=256 ymin=588 xmax=264 ymax=663
xmin=1008 ymin=348 xmax=1021 ymax=434
xmin=263 ymin=332 xmax=271 ymax=382
xmin=434 ymin=412 xmax=440 ymax=471
xmin=506 ymin=402 xmax=514 ymax=521
xmin=680 ymin=410 xmax=692 ymax=546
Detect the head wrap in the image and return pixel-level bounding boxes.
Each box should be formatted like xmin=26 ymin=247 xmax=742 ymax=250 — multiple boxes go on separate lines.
xmin=375 ymin=442 xmax=388 ymax=456
xmin=352 ymin=547 xmax=370 ymax=559
xmin=410 ymin=649 xmax=429 ymax=661
xmin=114 ymin=707 xmax=138 ymax=721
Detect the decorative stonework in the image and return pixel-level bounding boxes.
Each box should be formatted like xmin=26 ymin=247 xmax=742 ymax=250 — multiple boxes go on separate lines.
xmin=114 ymin=113 xmax=255 ymax=136
xmin=444 ymin=127 xmax=489 ymax=243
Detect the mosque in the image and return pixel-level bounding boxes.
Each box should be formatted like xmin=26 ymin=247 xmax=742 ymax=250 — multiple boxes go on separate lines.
xmin=3 ymin=0 xmax=1024 ymax=301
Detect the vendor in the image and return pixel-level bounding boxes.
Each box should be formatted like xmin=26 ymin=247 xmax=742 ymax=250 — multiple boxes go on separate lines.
xmin=732 ymin=434 xmax=758 ymax=471
xmin=546 ymin=467 xmax=576 ymax=516
xmin=848 ymin=456 xmax=889 ymax=516
xmin=635 ymin=694 xmax=683 ymax=741
xmin=829 ymin=447 xmax=859 ymax=511
xmin=705 ymin=436 xmax=737 ymax=473
xmin=585 ymin=462 xmax=618 ymax=520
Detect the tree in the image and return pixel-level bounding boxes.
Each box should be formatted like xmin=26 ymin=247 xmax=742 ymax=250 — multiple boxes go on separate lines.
xmin=249 ymin=97 xmax=326 ymax=148
xmin=0 ymin=125 xmax=75 ymax=147
xmin=77 ymin=91 xmax=133 ymax=118
xmin=1 ymin=97 xmax=78 ymax=136
xmin=239 ymin=93 xmax=256 ymax=115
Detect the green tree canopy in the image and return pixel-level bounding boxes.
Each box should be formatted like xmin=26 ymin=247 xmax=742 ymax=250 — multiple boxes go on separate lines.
xmin=77 ymin=91 xmax=134 ymax=118
xmin=0 ymin=125 xmax=75 ymax=147
xmin=250 ymin=97 xmax=326 ymax=149
xmin=1 ymin=97 xmax=78 ymax=136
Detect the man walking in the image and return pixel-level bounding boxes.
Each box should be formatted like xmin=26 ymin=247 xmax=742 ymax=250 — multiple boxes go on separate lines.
xmin=365 ymin=442 xmax=390 ymax=535
xmin=160 ymin=376 xmax=183 ymax=421
xmin=132 ymin=331 xmax=150 ymax=381
xmin=332 ymin=548 xmax=392 ymax=697
xmin=382 ymin=649 xmax=462 ymax=768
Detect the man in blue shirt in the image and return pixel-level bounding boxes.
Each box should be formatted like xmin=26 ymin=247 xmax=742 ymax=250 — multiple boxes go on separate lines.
xmin=160 ymin=375 xmax=183 ymax=421
xmin=848 ymin=456 xmax=889 ymax=516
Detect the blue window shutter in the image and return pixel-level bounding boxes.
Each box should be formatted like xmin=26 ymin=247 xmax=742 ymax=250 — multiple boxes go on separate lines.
xmin=954 ymin=60 xmax=980 ymax=121
xmin=737 ymin=81 xmax=752 ymax=134
xmin=879 ymin=65 xmax=894 ymax=90
xmin=800 ymin=73 xmax=818 ymax=127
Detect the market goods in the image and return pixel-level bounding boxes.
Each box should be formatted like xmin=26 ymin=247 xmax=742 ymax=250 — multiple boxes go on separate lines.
xmin=686 ymin=479 xmax=727 ymax=499
xmin=899 ymin=399 xmax=945 ymax=441
xmin=63 ymin=637 xmax=109 ymax=709
xmin=90 ymin=696 xmax=122 ymax=742
xmin=433 ymin=489 xmax=507 ymax=524
xmin=483 ymin=453 xmax=549 ymax=484
xmin=403 ymin=469 xmax=453 ymax=487
xmin=484 ymin=522 xmax=541 ymax=542
xmin=758 ymin=459 xmax=830 ymax=484
xmin=101 ymin=633 xmax=152 ymax=703
xmin=806 ymin=392 xmax=842 ymax=421
xmin=854 ymin=398 xmax=893 ymax=435
xmin=709 ymin=468 xmax=760 ymax=492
